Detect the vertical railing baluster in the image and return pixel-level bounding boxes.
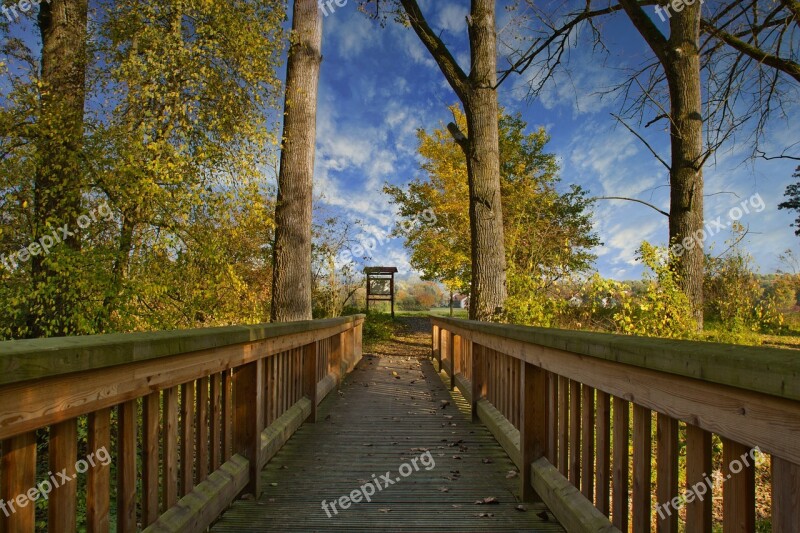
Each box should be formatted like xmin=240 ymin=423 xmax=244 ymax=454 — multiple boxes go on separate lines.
xmin=581 ymin=385 xmax=595 ymax=501
xmin=685 ymin=424 xmax=712 ymax=532
xmin=196 ymin=376 xmax=209 ymax=483
xmin=233 ymin=359 xmax=264 ymax=497
xmin=87 ymin=409 xmax=111 ymax=533
xmin=0 ymin=432 xmax=37 ymax=532
xmin=211 ymin=374 xmax=222 ymax=472
xmin=772 ymin=456 xmax=800 ymax=532
xmin=471 ymin=343 xmax=485 ymax=423
xmin=162 ymin=387 xmax=179 ymax=510
xmin=142 ymin=392 xmax=160 ymax=525
xmin=116 ymin=400 xmax=137 ymax=533
xmin=519 ymin=361 xmax=547 ymax=502
xmin=569 ymin=380 xmax=581 ymax=487
xmin=612 ymin=397 xmax=630 ymax=531
xmin=49 ymin=419 xmax=78 ymax=533
xmin=180 ymin=382 xmax=196 ymax=498
xmin=596 ymin=390 xmax=611 ymax=515
xmin=632 ymin=404 xmax=651 ymax=531
xmin=656 ymin=414 xmax=679 ymax=533
xmin=722 ymin=437 xmax=755 ymax=532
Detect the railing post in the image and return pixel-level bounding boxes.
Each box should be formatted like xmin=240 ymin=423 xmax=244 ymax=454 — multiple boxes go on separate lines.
xmin=520 ymin=361 xmax=547 ymax=501
xmin=432 ymin=324 xmax=438 ymax=360
xmin=449 ymin=332 xmax=456 ymax=391
xmin=436 ymin=326 xmax=443 ymax=372
xmin=303 ymin=341 xmax=319 ymax=422
xmin=355 ymin=321 xmax=362 ymax=360
xmin=471 ymin=342 xmax=485 ymax=423
xmin=233 ymin=359 xmax=264 ymax=498
xmin=330 ymin=334 xmax=342 ymax=385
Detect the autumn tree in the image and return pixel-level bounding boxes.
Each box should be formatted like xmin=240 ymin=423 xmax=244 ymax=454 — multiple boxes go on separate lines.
xmin=0 ymin=0 xmax=287 ymax=338
xmin=271 ymin=0 xmax=323 ymax=322
xmin=387 ymin=108 xmax=598 ymax=325
xmin=363 ymin=0 xmax=508 ymax=320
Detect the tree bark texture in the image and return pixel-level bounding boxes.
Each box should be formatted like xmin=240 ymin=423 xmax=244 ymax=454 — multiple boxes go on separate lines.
xmin=271 ymin=0 xmax=323 ymax=322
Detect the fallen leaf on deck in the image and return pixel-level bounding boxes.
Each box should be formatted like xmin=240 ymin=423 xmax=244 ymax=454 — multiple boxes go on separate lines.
xmin=474 ymin=497 xmax=499 ymax=505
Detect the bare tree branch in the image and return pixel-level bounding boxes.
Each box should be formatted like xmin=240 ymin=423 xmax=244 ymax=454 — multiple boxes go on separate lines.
xmin=593 ymin=196 xmax=670 ymax=217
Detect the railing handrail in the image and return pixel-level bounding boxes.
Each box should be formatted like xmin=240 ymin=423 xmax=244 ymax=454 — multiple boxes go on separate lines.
xmin=431 ymin=315 xmax=800 ymax=402
xmin=0 ymin=315 xmax=365 ymax=386
xmin=0 ymin=315 xmax=365 ymax=532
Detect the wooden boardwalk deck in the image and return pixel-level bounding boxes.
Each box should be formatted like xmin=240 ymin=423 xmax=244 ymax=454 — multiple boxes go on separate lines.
xmin=211 ymin=351 xmax=563 ymax=532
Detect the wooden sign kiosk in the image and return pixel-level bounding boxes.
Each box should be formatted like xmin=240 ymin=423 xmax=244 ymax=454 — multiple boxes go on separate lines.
xmin=364 ymin=266 xmax=398 ymax=318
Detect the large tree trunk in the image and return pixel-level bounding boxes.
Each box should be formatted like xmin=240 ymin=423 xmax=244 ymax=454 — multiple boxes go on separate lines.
xmin=400 ymin=0 xmax=507 ymax=321
xmin=619 ymin=0 xmax=705 ymax=330
xmin=666 ymin=7 xmax=705 ymax=329
xmin=29 ymin=0 xmax=88 ymax=337
xmin=464 ymin=0 xmax=507 ymax=321
xmin=271 ymin=0 xmax=322 ymax=322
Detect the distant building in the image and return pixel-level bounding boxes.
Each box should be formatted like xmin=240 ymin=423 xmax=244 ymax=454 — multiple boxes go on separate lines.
xmin=451 ymin=294 xmax=470 ymax=309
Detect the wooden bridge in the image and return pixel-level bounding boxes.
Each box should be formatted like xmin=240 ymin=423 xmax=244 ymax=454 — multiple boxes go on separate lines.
xmin=0 ymin=315 xmax=798 ymax=532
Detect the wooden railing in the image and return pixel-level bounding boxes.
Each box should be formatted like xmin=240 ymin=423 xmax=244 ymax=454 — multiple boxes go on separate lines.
xmin=0 ymin=315 xmax=364 ymax=532
xmin=431 ymin=316 xmax=800 ymax=532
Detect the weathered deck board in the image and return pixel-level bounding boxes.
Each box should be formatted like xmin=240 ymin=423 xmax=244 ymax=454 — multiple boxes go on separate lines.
xmin=211 ymin=353 xmax=562 ymax=532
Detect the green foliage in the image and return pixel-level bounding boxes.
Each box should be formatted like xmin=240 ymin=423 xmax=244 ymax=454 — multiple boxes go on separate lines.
xmin=704 ymin=225 xmax=785 ymax=339
xmin=561 ymin=244 xmax=696 ymax=338
xmin=362 ymin=311 xmax=396 ymax=344
xmin=613 ymin=243 xmax=697 ymax=339
xmin=0 ymin=1 xmax=286 ymax=338
xmin=778 ymin=166 xmax=800 ymax=236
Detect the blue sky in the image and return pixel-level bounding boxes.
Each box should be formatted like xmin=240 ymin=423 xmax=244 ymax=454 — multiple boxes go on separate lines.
xmin=312 ymin=0 xmax=800 ymax=280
